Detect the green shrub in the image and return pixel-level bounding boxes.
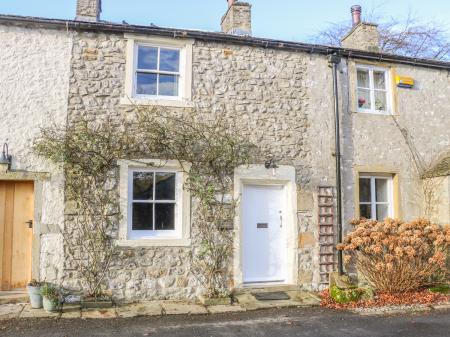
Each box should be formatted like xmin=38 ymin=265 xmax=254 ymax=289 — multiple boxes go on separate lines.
xmin=330 ymin=286 xmax=365 ymax=304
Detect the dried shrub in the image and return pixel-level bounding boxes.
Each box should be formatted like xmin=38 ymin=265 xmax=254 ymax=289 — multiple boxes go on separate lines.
xmin=337 ymin=218 xmax=450 ymax=293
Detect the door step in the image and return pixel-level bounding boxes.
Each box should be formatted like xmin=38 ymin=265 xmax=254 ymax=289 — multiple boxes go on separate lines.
xmin=0 ymin=291 xmax=28 ymax=305
xmin=252 ymin=291 xmax=290 ymax=301
xmin=233 ymin=284 xmax=300 ymax=295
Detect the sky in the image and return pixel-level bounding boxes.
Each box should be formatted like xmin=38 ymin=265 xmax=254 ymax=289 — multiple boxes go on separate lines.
xmin=0 ymin=0 xmax=449 ymax=43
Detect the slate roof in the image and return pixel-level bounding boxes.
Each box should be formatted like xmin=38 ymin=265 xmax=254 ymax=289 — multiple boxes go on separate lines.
xmin=1 ymin=14 xmax=450 ymax=70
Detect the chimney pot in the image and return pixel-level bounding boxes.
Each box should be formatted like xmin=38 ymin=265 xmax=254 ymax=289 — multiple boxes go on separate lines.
xmin=227 ymin=0 xmax=235 ymax=8
xmin=351 ymin=5 xmax=362 ymax=26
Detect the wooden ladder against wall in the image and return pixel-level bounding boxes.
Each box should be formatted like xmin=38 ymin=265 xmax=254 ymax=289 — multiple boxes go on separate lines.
xmin=318 ymin=186 xmax=336 ymax=285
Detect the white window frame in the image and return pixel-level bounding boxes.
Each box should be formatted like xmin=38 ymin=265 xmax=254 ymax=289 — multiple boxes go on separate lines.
xmin=117 ymin=159 xmax=191 ymax=247
xmin=134 ymin=44 xmax=182 ymax=100
xmin=359 ymin=175 xmax=393 ymax=220
xmin=121 ymin=34 xmax=194 ymax=108
xmin=356 ymin=65 xmax=392 ymax=115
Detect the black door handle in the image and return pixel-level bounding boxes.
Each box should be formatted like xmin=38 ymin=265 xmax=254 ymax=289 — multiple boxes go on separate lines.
xmin=25 ymin=220 xmax=33 ymax=229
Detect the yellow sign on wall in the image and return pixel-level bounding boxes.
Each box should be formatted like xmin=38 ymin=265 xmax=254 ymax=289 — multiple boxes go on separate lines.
xmin=395 ymin=75 xmax=415 ymax=88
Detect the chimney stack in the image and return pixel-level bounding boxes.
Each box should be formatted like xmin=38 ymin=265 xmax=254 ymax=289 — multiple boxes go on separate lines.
xmin=221 ymin=1 xmax=252 ymax=36
xmin=76 ymin=0 xmax=102 ymax=22
xmin=351 ymin=5 xmax=362 ymax=26
xmin=341 ymin=5 xmax=380 ymax=52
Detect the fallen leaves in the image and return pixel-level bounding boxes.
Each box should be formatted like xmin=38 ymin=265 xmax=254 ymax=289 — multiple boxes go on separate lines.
xmin=320 ymin=289 xmax=450 ymax=310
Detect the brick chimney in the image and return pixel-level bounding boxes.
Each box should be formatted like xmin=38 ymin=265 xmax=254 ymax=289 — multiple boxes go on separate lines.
xmin=221 ymin=1 xmax=252 ymax=36
xmin=341 ymin=5 xmax=380 ymax=52
xmin=76 ymin=0 xmax=102 ymax=22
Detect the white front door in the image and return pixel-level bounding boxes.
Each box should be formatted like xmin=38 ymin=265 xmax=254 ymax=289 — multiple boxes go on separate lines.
xmin=242 ymin=185 xmax=286 ymax=283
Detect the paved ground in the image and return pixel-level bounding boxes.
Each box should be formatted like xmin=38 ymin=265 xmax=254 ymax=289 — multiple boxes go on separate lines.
xmin=0 ymin=307 xmax=449 ymax=337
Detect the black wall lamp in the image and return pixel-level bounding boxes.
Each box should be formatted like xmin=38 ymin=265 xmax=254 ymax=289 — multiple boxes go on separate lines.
xmin=0 ymin=142 xmax=12 ymax=170
xmin=264 ymin=158 xmax=278 ymax=169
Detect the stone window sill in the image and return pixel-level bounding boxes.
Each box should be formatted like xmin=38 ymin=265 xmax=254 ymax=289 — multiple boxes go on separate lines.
xmin=115 ymin=238 xmax=192 ymax=248
xmin=119 ymin=96 xmax=194 ymax=108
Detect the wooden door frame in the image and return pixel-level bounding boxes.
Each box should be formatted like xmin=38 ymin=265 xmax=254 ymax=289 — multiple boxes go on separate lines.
xmin=0 ymin=171 xmax=50 ymax=284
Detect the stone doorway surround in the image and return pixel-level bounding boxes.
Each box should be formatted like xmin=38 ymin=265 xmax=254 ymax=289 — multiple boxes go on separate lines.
xmin=0 ymin=168 xmax=49 ymax=284
xmin=233 ymin=165 xmax=298 ymax=289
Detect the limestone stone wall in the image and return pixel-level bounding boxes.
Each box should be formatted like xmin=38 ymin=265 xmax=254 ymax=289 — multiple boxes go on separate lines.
xmin=63 ymin=26 xmax=450 ymax=300
xmin=65 ymin=30 xmax=337 ymax=299
xmin=0 ymin=25 xmax=72 ymax=282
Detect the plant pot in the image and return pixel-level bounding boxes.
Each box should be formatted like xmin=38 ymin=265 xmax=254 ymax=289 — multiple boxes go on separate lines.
xmin=43 ymin=297 xmax=59 ymax=312
xmin=27 ymin=285 xmax=43 ymax=309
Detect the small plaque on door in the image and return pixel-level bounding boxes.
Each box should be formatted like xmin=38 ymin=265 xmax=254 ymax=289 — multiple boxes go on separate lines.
xmin=257 ymin=223 xmax=268 ymax=229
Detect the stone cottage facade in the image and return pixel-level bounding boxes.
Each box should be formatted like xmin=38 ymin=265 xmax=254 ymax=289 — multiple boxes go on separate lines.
xmin=0 ymin=0 xmax=449 ymax=300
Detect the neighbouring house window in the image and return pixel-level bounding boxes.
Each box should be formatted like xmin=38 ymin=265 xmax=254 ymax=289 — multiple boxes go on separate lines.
xmin=356 ymin=65 xmax=391 ymax=114
xmin=359 ymin=175 xmax=393 ymax=221
xmin=135 ymin=45 xmax=181 ymax=97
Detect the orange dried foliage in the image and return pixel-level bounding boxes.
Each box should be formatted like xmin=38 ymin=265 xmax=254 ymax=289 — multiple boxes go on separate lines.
xmin=337 ymin=218 xmax=450 ymax=293
xmin=320 ymin=289 xmax=450 ymax=310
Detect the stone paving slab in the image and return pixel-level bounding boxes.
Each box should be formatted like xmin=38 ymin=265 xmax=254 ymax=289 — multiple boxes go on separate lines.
xmin=0 ymin=304 xmax=24 ymax=320
xmin=20 ymin=304 xmax=60 ymax=319
xmin=234 ymin=293 xmax=313 ymax=311
xmin=82 ymin=308 xmax=117 ymax=319
xmin=60 ymin=304 xmax=82 ymax=319
xmin=162 ymin=302 xmax=208 ymax=315
xmin=116 ymin=303 xmax=163 ymax=318
xmin=207 ymin=304 xmax=246 ymax=314
xmin=432 ymin=303 xmax=450 ymax=311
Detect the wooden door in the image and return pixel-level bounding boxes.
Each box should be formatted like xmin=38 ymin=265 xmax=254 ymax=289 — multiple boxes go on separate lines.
xmin=242 ymin=185 xmax=287 ymax=284
xmin=0 ymin=181 xmax=34 ymax=290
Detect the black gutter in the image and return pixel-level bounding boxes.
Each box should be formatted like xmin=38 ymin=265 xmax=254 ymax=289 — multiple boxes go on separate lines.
xmin=329 ymin=54 xmax=344 ymax=276
xmin=1 ymin=14 xmax=450 ymax=71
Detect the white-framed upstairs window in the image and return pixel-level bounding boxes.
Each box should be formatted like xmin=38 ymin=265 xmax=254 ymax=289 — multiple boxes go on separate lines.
xmin=356 ymin=65 xmax=391 ymax=114
xmin=118 ymin=159 xmax=191 ymax=247
xmin=358 ymin=175 xmax=393 ymax=221
xmin=135 ymin=45 xmax=181 ymax=99
xmin=122 ymin=34 xmax=193 ymax=107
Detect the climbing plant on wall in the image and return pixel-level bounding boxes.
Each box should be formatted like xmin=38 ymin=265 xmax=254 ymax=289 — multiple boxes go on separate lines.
xmin=34 ymin=106 xmax=258 ymax=299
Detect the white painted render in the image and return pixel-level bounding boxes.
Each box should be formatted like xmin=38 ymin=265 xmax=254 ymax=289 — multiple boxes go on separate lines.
xmin=0 ymin=25 xmax=73 ymax=283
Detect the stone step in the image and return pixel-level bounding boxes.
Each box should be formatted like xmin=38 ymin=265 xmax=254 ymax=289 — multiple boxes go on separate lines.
xmin=0 ymin=291 xmax=29 ymax=305
xmin=232 ymin=284 xmax=301 ymax=295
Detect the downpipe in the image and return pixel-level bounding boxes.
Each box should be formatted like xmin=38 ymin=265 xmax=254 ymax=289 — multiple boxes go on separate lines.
xmin=329 ymin=53 xmax=344 ymax=276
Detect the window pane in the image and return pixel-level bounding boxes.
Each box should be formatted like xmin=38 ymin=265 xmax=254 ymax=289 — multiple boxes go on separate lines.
xmin=159 ymin=49 xmax=180 ymax=72
xmin=357 ymin=89 xmax=371 ymax=109
xmin=133 ymin=172 xmax=154 ymax=200
xmin=158 ymin=74 xmax=179 ymax=96
xmin=373 ymin=71 xmax=386 ymax=90
xmin=155 ymin=203 xmax=175 ymax=230
xmin=376 ymin=204 xmax=389 ymax=221
xmin=360 ymin=204 xmax=372 ymax=219
xmin=374 ymin=91 xmax=387 ymax=111
xmin=359 ymin=178 xmax=371 ymax=202
xmin=357 ymin=69 xmax=370 ymax=88
xmin=132 ymin=203 xmax=153 ymax=230
xmin=155 ymin=172 xmax=176 ymax=200
xmin=375 ymin=179 xmax=388 ymax=202
xmin=136 ymin=73 xmax=157 ymax=95
xmin=138 ymin=46 xmax=158 ymax=70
